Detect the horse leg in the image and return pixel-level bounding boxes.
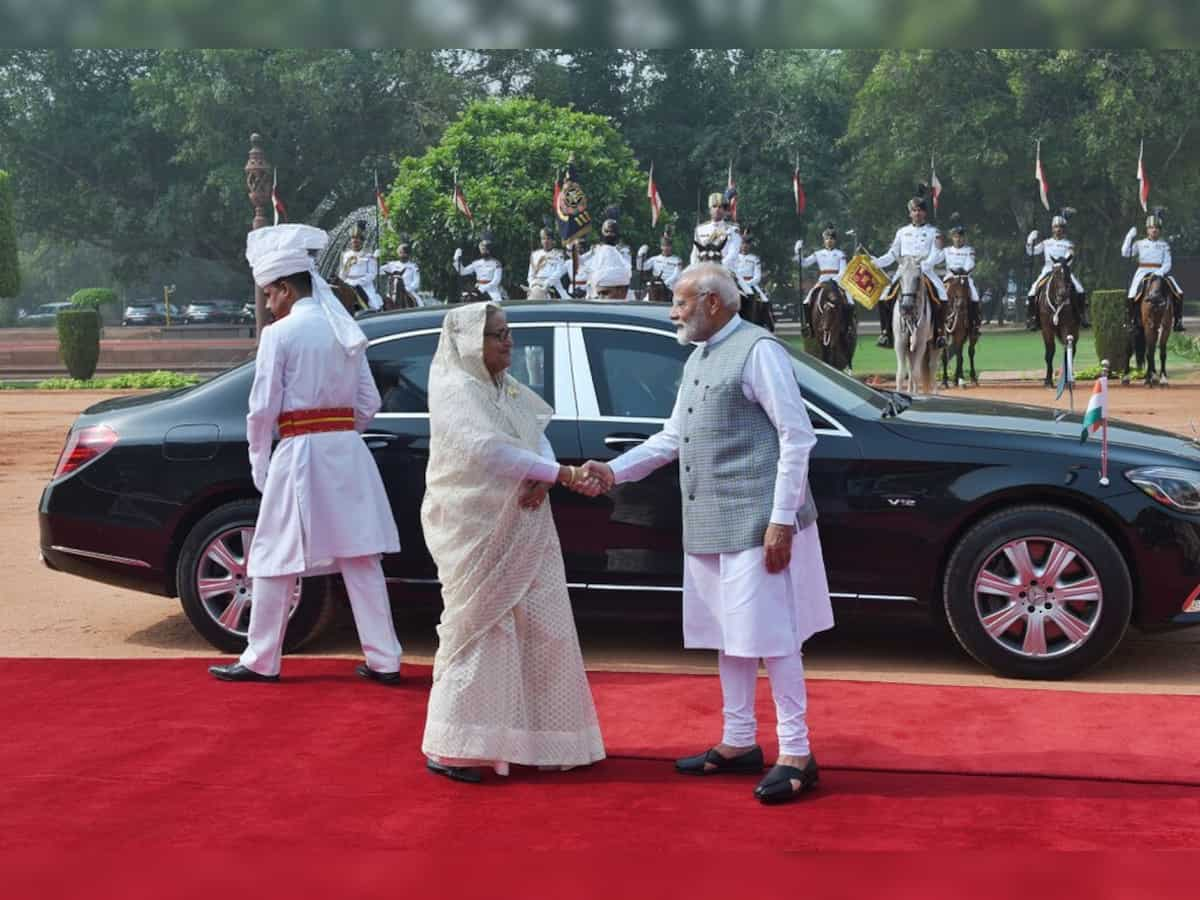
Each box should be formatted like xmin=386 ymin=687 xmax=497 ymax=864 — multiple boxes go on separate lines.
xmin=1043 ymin=335 xmax=1055 ymax=388
xmin=940 ymin=344 xmax=949 ymax=388
xmin=1159 ymin=331 xmax=1169 ymax=385
xmin=955 ymin=342 xmax=965 ymax=388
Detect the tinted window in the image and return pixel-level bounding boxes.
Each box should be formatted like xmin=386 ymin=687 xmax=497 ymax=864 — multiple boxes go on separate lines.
xmin=368 ymin=326 xmax=554 ymax=414
xmin=583 ymin=327 xmax=690 ymax=419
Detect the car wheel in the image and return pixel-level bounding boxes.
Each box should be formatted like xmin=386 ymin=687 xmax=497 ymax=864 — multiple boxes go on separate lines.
xmin=176 ymin=500 xmax=336 ymax=654
xmin=942 ymin=505 xmax=1131 ymax=680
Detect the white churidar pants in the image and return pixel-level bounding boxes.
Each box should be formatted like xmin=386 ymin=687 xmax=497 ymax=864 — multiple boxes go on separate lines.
xmin=239 ymin=555 xmax=402 ymax=677
xmin=718 ymin=650 xmax=810 ymax=757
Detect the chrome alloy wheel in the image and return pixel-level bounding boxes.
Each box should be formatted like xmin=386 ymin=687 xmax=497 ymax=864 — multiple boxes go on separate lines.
xmin=973 ymin=535 xmax=1103 ymax=659
xmin=194 ymin=526 xmax=301 ymax=639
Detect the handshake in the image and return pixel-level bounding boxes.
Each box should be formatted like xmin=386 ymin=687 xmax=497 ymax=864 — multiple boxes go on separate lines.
xmin=561 ymin=461 xmax=615 ymax=497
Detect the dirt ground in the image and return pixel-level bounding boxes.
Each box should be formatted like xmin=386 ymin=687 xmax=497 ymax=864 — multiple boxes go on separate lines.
xmin=2 ymin=386 xmax=1198 ymax=693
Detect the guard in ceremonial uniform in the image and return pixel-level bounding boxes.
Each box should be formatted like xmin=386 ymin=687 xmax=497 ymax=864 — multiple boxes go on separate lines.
xmin=692 ymin=189 xmax=742 ymax=268
xmin=733 ymin=231 xmax=767 ymax=302
xmin=1122 ymin=207 xmax=1185 ymax=332
xmin=453 ymin=230 xmax=504 ymax=303
xmin=944 ymin=213 xmax=981 ymax=335
xmin=588 ymin=208 xmax=633 ymax=299
xmin=527 ymin=226 xmax=569 ymax=299
xmin=210 ymin=224 xmax=403 ymax=684
xmin=1026 ymin=207 xmax=1087 ymax=330
xmin=638 ymin=229 xmax=683 ymax=301
xmin=381 ymin=238 xmax=422 ymax=307
xmin=796 ymin=223 xmax=851 ymax=339
xmin=569 ymin=237 xmax=593 ymax=298
xmin=339 ymin=220 xmax=383 ymax=311
xmin=873 ymin=186 xmax=947 ymax=347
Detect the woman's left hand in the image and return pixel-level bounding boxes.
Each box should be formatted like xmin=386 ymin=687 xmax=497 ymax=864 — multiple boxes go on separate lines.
xmin=518 ymin=479 xmax=550 ymax=510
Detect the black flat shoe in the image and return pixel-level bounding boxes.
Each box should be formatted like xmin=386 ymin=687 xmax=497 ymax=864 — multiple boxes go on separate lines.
xmin=356 ymin=663 xmax=401 ymax=685
xmin=675 ymin=746 xmax=764 ymax=776
xmin=754 ymin=756 xmax=819 ymax=804
xmin=426 ymin=759 xmax=482 ymax=784
xmin=208 ymin=663 xmax=279 ymax=683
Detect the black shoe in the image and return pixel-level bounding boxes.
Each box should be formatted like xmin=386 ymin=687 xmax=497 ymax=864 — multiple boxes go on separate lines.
xmin=356 ymin=663 xmax=401 ymax=685
xmin=675 ymin=746 xmax=764 ymax=776
xmin=208 ymin=663 xmax=279 ymax=683
xmin=426 ymin=759 xmax=482 ymax=783
xmin=754 ymin=756 xmax=819 ymax=804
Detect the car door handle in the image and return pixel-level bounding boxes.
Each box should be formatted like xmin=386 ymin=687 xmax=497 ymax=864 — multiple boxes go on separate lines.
xmin=363 ymin=432 xmax=397 ymax=450
xmin=604 ymin=433 xmax=647 ymax=449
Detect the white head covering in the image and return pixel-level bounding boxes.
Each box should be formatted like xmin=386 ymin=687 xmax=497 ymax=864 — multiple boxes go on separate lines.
xmin=245 ymin=224 xmax=367 ymax=356
xmin=589 ymin=243 xmax=631 ymax=290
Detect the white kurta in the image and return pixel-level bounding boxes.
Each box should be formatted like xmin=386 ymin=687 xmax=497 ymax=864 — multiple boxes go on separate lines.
xmin=246 ymin=297 xmax=400 ymax=578
xmin=608 ymin=316 xmax=834 ymax=658
xmin=587 ymin=242 xmax=632 ymax=293
xmin=340 ymin=250 xmax=383 ymax=310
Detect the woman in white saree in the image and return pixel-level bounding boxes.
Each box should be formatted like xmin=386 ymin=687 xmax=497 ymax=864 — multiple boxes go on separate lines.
xmin=421 ymin=303 xmax=606 ymax=782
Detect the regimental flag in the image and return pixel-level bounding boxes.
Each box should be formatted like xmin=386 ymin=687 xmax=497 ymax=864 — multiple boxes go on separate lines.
xmin=554 ymin=155 xmax=591 ymax=246
xmin=375 ymin=170 xmax=390 ymax=222
xmin=1035 ymin=139 xmax=1050 ymax=211
xmin=647 ymin=162 xmax=663 ymax=227
xmin=1080 ymin=374 xmax=1108 ymax=443
xmin=840 ymin=251 xmax=888 ymax=309
xmin=792 ymin=155 xmax=806 ymax=216
xmin=930 ymin=153 xmax=942 ymax=214
xmin=727 ymin=160 xmax=737 ymax=222
xmin=1137 ymin=140 xmax=1151 ymax=213
xmin=452 ymin=176 xmax=473 ymax=222
xmin=271 ymin=168 xmax=286 ymax=226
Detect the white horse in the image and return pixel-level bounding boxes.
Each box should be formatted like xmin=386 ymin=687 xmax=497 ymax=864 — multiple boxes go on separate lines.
xmin=892 ymin=256 xmax=935 ymax=394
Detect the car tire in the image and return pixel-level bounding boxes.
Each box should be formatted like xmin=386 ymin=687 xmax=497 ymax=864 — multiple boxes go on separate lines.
xmin=942 ymin=505 xmax=1131 ymax=680
xmin=176 ymin=499 xmax=336 ymax=654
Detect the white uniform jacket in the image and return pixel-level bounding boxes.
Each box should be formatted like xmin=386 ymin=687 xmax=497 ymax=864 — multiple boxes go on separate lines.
xmin=340 ymin=250 xmax=383 ymax=310
xmin=943 ymin=245 xmax=980 ymax=302
xmin=874 ymin=223 xmax=947 ymax=301
xmin=1027 ymin=235 xmax=1084 ymax=296
xmin=246 ymin=297 xmax=400 ymax=578
xmin=454 ymin=256 xmax=504 ymax=303
xmin=1121 ymin=229 xmax=1181 ymax=298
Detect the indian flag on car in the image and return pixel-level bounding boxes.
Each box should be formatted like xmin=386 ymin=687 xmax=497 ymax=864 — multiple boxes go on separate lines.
xmin=1080 ymin=375 xmax=1108 ymax=443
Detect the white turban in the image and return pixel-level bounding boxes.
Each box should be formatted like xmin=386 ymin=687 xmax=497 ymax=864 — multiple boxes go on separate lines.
xmin=588 ymin=243 xmax=632 ymax=290
xmin=245 ymin=224 xmax=367 ymax=357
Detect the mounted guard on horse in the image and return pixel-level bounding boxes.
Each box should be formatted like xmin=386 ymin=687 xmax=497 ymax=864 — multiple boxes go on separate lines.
xmin=380 ymin=236 xmax=422 ymax=309
xmin=336 ymin=219 xmax=384 ymax=313
xmin=1025 ymin=207 xmax=1088 ymax=330
xmin=1122 ymin=207 xmax=1185 ymax=333
xmin=452 ymin=229 xmax=504 ymax=303
xmin=637 ymin=227 xmax=682 ymax=303
xmin=873 ymin=185 xmax=947 ymax=349
xmin=731 ymin=225 xmax=775 ymax=331
xmin=526 ymin=223 xmax=570 ymax=300
xmin=797 ymin=222 xmax=853 ymax=342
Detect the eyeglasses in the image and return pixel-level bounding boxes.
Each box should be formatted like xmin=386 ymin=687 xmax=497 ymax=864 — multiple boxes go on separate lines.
xmin=483 ymin=327 xmax=512 ymax=341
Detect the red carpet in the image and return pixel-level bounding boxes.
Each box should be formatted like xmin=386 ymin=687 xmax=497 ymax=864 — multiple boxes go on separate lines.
xmin=2 ymin=658 xmax=1198 ymax=894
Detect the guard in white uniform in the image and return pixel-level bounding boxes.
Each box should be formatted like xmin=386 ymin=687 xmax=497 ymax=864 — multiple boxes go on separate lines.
xmin=943 ymin=213 xmax=981 ymax=335
xmin=210 ymin=224 xmax=403 ymax=684
xmin=526 ymin=226 xmax=570 ymax=300
xmin=588 ymin=208 xmax=633 ymax=299
xmin=1026 ymin=207 xmax=1087 ymax=329
xmin=380 ymin=238 xmax=422 ymax=307
xmin=453 ymin=231 xmax=504 ymax=303
xmin=692 ymin=189 xmax=742 ymax=269
xmin=594 ymin=263 xmax=834 ymax=805
xmin=873 ymin=185 xmax=947 ymax=347
xmin=796 ymin=223 xmax=851 ymax=339
xmin=1122 ymin=207 xmax=1185 ymax=332
xmin=637 ymin=229 xmax=683 ymax=302
xmin=339 ymin=221 xmax=383 ymax=311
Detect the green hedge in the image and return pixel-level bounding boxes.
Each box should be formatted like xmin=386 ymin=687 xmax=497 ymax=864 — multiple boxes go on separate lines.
xmin=56 ymin=308 xmax=101 ymax=380
xmin=0 ymin=170 xmax=19 ymax=299
xmin=34 ymin=370 xmax=202 ymax=390
xmin=70 ymin=287 xmax=118 ymax=311
xmin=1090 ymin=289 xmax=1129 ymax=371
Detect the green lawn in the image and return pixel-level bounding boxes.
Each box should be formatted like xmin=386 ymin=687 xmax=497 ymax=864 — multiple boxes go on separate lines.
xmin=785 ymin=329 xmax=1161 ymax=377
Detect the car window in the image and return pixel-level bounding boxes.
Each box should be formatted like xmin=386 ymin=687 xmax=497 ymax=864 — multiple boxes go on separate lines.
xmin=583 ymin=327 xmax=691 ymax=419
xmin=368 ymin=326 xmax=554 ymax=414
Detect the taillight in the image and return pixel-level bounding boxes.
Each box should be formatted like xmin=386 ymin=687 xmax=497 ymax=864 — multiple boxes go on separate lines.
xmin=52 ymin=424 xmax=118 ymax=480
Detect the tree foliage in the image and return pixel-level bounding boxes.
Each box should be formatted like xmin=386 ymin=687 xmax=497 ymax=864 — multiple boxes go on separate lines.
xmin=0 ymin=169 xmax=19 ymax=298
xmin=384 ymin=98 xmax=651 ymax=299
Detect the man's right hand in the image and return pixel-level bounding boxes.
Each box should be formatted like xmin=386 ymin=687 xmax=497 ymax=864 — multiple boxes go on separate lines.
xmin=581 ymin=460 xmax=615 ymax=494
xmin=453 ymin=248 xmax=462 ymax=260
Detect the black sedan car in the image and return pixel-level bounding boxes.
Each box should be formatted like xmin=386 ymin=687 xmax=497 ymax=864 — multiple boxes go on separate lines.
xmin=39 ymin=303 xmax=1200 ymax=679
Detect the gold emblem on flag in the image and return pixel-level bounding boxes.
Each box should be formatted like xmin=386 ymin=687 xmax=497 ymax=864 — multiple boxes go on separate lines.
xmin=840 ymin=252 xmax=887 ymax=310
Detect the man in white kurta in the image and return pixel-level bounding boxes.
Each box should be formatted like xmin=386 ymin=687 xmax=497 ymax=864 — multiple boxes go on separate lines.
xmin=1122 ymin=209 xmax=1185 ymax=332
xmin=587 ymin=262 xmax=834 ymax=805
xmin=209 ymin=224 xmax=403 ymax=684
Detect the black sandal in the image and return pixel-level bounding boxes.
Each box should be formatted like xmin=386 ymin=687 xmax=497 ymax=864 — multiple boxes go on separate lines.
xmin=426 ymin=759 xmax=482 ymax=784
xmin=753 ymin=756 xmax=819 ymax=804
xmin=675 ymin=746 xmax=764 ymax=776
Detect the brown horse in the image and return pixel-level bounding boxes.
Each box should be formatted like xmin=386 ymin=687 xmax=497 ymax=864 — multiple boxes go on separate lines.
xmin=1038 ymin=258 xmax=1079 ymax=387
xmin=329 ymin=280 xmax=368 ymax=316
xmin=385 ymin=273 xmax=419 ymax=310
xmin=1140 ymin=274 xmax=1172 ymax=386
xmin=739 ymin=293 xmax=775 ymax=332
xmin=810 ymin=280 xmax=855 ymax=373
xmin=645 ymin=275 xmax=673 ymax=304
xmin=940 ymin=275 xmax=978 ymax=388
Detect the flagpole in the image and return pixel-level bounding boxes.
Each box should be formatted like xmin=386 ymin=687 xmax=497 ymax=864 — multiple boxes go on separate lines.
xmin=1066 ymin=335 xmax=1075 ymax=413
xmin=1099 ymin=358 xmax=1110 ymax=485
